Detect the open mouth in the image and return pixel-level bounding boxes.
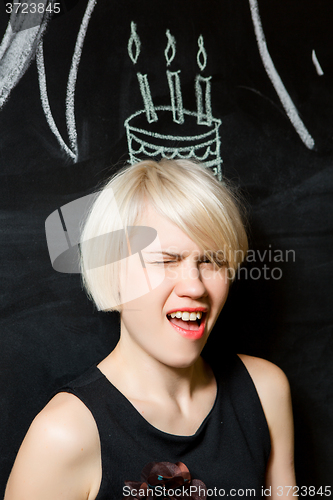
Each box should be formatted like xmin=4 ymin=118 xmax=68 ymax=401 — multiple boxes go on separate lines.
xmin=167 ymin=313 xmax=202 ymax=330
xmin=166 ymin=310 xmax=207 ymax=339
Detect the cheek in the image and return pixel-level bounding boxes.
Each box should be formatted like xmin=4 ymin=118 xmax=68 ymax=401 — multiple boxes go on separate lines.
xmin=118 ymin=254 xmax=153 ymax=305
xmin=208 ymin=271 xmax=230 ymax=310
xmin=119 ymin=259 xmax=166 ymax=307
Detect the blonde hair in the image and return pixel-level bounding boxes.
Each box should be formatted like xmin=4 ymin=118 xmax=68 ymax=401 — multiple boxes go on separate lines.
xmin=80 ymin=159 xmax=248 ymax=311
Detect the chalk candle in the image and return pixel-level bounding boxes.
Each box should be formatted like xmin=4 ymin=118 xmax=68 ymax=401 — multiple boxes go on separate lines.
xmin=195 ymin=35 xmax=212 ymax=126
xmin=165 ymin=30 xmax=184 ymax=124
xmin=128 ymin=22 xmax=157 ymax=123
xmin=124 ymin=23 xmax=222 ymax=181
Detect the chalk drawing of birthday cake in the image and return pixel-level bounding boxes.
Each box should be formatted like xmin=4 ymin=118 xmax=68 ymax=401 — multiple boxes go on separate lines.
xmin=125 ymin=24 xmax=222 ymax=181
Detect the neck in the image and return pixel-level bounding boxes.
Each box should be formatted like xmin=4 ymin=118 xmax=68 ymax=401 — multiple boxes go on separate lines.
xmin=98 ymin=330 xmax=210 ymax=403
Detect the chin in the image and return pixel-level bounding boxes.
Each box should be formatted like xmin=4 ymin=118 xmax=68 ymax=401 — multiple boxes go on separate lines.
xmin=160 ymin=350 xmax=203 ymax=370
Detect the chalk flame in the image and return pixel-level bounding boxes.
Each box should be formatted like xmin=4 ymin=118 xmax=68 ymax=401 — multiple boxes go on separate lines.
xmin=128 ymin=22 xmax=141 ymax=64
xmin=197 ymin=35 xmax=207 ymax=72
xmin=165 ymin=29 xmax=176 ymax=66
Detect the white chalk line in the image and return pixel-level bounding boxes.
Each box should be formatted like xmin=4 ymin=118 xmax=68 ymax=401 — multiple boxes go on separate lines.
xmin=165 ymin=29 xmax=176 ymax=66
xmin=36 ymin=40 xmax=76 ymax=160
xmin=130 ymin=135 xmax=218 ymax=152
xmin=125 ymin=106 xmax=222 ymax=173
xmin=0 ymin=9 xmax=49 ymax=109
xmin=128 ymin=22 xmax=141 ymax=64
xmin=165 ymin=30 xmax=184 ymax=123
xmin=125 ymin=28 xmax=222 ymax=178
xmin=195 ymin=36 xmax=212 ymax=126
xmin=195 ymin=75 xmax=212 ymax=125
xmin=197 ymin=35 xmax=207 ymax=72
xmin=249 ymin=0 xmax=315 ymax=149
xmin=137 ymin=72 xmax=158 ymax=123
xmin=130 ymin=141 xmax=217 ymax=159
xmin=166 ymin=70 xmax=184 ymax=124
xmin=66 ymin=0 xmax=97 ymax=159
xmin=128 ymin=23 xmax=158 ymax=123
xmin=312 ymin=49 xmax=324 ymax=76
xmin=0 ymin=21 xmax=13 ymax=61
xmin=125 ymin=106 xmax=221 ymax=140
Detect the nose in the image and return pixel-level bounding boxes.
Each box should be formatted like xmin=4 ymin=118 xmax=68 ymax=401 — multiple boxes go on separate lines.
xmin=173 ymin=260 xmax=208 ymax=299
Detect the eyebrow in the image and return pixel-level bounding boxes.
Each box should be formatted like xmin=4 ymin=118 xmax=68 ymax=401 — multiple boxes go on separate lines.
xmin=143 ymin=251 xmax=207 ymax=259
xmin=144 ymin=251 xmax=181 ymax=257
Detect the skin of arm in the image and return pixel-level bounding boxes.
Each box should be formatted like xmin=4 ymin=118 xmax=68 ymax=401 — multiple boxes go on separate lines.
xmin=4 ymin=392 xmax=102 ymax=500
xmin=238 ymin=354 xmax=297 ymax=500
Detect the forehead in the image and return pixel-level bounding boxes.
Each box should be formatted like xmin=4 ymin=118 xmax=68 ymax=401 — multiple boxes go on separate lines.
xmin=138 ymin=203 xmax=201 ymax=253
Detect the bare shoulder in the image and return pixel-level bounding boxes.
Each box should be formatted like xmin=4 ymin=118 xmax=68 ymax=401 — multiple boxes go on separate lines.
xmin=20 ymin=392 xmax=101 ymax=461
xmin=238 ymin=355 xmax=296 ymax=490
xmin=5 ymin=392 xmax=101 ymax=500
xmin=237 ymin=354 xmax=290 ymax=397
xmin=237 ymin=354 xmax=293 ymax=431
xmin=38 ymin=391 xmax=100 ymax=451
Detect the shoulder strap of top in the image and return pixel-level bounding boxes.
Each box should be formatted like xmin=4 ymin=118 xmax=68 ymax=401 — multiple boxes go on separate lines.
xmin=213 ymin=353 xmax=271 ymax=466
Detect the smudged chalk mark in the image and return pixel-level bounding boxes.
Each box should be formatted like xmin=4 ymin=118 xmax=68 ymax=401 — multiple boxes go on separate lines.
xmin=36 ymin=40 xmax=76 ymax=160
xmin=249 ymin=0 xmax=315 ymax=150
xmin=66 ymin=0 xmax=97 ymax=161
xmin=238 ymin=85 xmax=287 ymax=115
xmin=312 ymin=50 xmax=324 ymax=76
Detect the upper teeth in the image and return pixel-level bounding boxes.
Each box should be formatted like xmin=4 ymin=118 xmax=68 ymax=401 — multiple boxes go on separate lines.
xmin=169 ymin=311 xmax=202 ymax=321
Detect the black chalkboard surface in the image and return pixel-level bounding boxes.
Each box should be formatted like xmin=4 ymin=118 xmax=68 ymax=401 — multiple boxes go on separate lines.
xmin=1 ymin=0 xmax=332 ymax=494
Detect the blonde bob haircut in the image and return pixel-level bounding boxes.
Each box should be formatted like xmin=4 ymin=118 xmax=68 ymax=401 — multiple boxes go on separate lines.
xmin=80 ymin=159 xmax=248 ymax=312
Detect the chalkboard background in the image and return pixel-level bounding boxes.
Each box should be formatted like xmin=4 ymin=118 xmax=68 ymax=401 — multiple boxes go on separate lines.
xmin=0 ymin=0 xmax=332 ymax=495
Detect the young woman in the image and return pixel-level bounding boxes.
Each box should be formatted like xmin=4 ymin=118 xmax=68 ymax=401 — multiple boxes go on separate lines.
xmin=5 ymin=159 xmax=296 ymax=500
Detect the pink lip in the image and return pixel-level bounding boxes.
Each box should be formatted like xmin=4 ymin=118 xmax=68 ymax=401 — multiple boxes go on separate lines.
xmin=167 ymin=312 xmax=207 ymax=340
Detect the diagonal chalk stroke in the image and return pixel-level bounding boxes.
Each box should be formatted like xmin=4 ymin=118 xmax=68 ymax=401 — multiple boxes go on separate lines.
xmin=137 ymin=72 xmax=158 ymax=123
xmin=0 ymin=9 xmax=49 ymax=109
xmin=312 ymin=50 xmax=324 ymax=76
xmin=249 ymin=0 xmax=315 ymax=150
xmin=36 ymin=40 xmax=76 ymax=160
xmin=0 ymin=21 xmax=14 ymax=61
xmin=66 ymin=0 xmax=97 ymax=160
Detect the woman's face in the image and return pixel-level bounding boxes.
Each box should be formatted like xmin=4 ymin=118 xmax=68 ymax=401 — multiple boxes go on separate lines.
xmin=119 ymin=203 xmax=230 ymax=368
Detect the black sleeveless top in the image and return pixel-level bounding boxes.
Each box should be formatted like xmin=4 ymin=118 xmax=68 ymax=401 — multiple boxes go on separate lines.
xmin=59 ymin=354 xmax=270 ymax=500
